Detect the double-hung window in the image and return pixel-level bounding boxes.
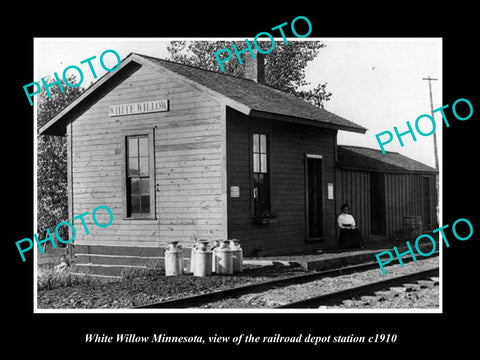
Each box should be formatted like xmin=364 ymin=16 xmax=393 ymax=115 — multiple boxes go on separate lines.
xmin=123 ymin=129 xmax=155 ymax=219
xmin=252 ymin=133 xmax=271 ymax=217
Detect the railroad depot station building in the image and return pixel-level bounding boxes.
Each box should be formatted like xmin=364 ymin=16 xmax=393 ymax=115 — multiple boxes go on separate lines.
xmin=39 ymin=52 xmax=438 ymax=270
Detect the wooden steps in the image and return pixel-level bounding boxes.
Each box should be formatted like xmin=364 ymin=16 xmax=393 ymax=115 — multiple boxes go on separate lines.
xmin=71 ymin=245 xmax=192 ymax=281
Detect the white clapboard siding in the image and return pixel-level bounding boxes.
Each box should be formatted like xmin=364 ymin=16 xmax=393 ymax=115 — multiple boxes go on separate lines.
xmin=70 ymin=64 xmax=226 ymax=248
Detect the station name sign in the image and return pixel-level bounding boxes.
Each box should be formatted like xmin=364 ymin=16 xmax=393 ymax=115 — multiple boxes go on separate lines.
xmin=109 ymin=99 xmax=169 ymax=117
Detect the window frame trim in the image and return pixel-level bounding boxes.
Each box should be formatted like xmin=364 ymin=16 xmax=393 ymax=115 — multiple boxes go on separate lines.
xmin=249 ymin=130 xmax=272 ymax=218
xmin=121 ymin=128 xmax=156 ymax=220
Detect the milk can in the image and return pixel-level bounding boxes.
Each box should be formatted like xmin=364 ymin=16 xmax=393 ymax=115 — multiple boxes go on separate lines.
xmin=215 ymin=240 xmax=233 ymax=275
xmin=229 ymin=239 xmax=243 ymax=273
xmin=193 ymin=240 xmax=212 ymax=277
xmin=211 ymin=240 xmax=220 ymax=273
xmin=164 ymin=241 xmax=183 ymax=276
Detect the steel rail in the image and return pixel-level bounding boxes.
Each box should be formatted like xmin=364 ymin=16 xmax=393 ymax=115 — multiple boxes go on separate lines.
xmin=276 ymin=267 xmax=439 ymax=308
xmin=135 ymin=252 xmax=437 ymax=309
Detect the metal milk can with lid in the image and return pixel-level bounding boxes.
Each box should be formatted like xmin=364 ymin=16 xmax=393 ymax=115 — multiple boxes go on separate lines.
xmin=215 ymin=240 xmax=233 ymax=275
xmin=229 ymin=239 xmax=243 ymax=273
xmin=164 ymin=241 xmax=183 ymax=276
xmin=193 ymin=240 xmax=212 ymax=277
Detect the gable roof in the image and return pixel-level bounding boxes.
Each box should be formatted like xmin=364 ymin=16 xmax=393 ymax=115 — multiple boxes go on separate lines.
xmin=337 ymin=145 xmax=437 ymax=173
xmin=39 ymin=52 xmax=367 ymax=136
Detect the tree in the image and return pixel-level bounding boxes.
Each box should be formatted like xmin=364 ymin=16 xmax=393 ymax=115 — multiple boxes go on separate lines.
xmin=37 ymin=75 xmax=83 ymax=244
xmin=167 ymin=40 xmax=332 ymax=108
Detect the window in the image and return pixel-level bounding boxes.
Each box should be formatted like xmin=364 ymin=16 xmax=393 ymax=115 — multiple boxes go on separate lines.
xmin=123 ymin=130 xmax=155 ymax=219
xmin=252 ymin=133 xmax=270 ymax=216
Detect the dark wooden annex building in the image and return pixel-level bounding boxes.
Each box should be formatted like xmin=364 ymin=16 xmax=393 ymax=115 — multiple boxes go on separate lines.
xmin=336 ymin=145 xmax=438 ymax=242
xmin=39 ymin=52 xmax=437 ymax=275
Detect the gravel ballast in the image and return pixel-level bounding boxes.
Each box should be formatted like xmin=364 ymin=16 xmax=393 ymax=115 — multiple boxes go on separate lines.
xmin=37 ymin=265 xmax=305 ymax=309
xmin=200 ymin=257 xmax=440 ymax=309
xmin=37 ymin=255 xmax=440 ymax=310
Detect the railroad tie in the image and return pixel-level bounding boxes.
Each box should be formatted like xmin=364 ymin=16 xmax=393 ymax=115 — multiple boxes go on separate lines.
xmin=404 ymin=283 xmax=422 ymax=291
xmin=417 ymin=279 xmax=437 ymax=288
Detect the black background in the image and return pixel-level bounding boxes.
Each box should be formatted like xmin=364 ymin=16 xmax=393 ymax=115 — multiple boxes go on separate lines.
xmin=6 ymin=5 xmax=478 ymax=355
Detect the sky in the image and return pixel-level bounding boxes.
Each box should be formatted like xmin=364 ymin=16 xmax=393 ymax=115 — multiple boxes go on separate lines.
xmin=34 ymin=37 xmax=442 ymax=168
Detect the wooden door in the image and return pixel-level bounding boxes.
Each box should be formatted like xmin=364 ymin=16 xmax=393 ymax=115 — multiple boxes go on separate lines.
xmin=305 ymin=155 xmax=324 ymax=240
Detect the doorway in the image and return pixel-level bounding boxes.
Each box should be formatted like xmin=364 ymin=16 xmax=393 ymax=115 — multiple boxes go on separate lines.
xmin=305 ymin=155 xmax=324 ymax=240
xmin=370 ymin=172 xmax=386 ymax=236
xmin=422 ymin=176 xmax=432 ymax=230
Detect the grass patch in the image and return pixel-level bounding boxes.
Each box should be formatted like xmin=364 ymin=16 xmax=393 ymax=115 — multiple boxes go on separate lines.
xmin=120 ymin=259 xmax=165 ymax=280
xmin=120 ymin=267 xmax=164 ymax=280
xmin=37 ymin=247 xmax=101 ymax=291
xmin=37 ymin=268 xmax=100 ymax=290
xmin=37 ymin=247 xmax=66 ymax=268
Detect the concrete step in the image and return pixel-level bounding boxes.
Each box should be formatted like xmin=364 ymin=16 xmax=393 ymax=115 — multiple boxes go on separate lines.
xmin=243 ymin=259 xmax=293 ymax=267
xmin=295 ymin=252 xmax=376 ymax=271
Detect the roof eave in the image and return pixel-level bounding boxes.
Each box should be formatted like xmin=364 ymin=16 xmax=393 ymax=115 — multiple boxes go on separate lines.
xmin=38 ymin=52 xmax=367 ymax=136
xmin=38 ymin=53 xmax=143 ymax=136
xmin=337 ymin=164 xmax=438 ymax=174
xmin=250 ymin=110 xmax=367 ymax=133
xmin=336 ymin=146 xmax=438 ymax=173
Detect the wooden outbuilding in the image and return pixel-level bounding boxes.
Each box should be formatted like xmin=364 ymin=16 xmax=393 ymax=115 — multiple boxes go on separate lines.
xmin=336 ymin=145 xmax=438 ymax=242
xmin=38 ymin=52 xmax=437 ymax=276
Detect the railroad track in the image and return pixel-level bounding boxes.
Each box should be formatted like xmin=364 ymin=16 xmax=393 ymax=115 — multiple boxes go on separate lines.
xmin=276 ymin=266 xmax=439 ymax=308
xmin=135 ymin=253 xmax=438 ymax=309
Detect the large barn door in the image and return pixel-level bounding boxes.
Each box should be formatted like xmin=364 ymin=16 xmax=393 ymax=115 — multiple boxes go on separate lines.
xmin=422 ymin=176 xmax=432 ymax=230
xmin=305 ymin=155 xmax=324 ymax=240
xmin=370 ymin=172 xmax=386 ymax=236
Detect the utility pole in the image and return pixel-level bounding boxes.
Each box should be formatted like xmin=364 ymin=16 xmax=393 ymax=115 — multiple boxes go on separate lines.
xmin=422 ymin=76 xmax=439 ymax=170
xmin=423 ymin=76 xmax=439 ymax=230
